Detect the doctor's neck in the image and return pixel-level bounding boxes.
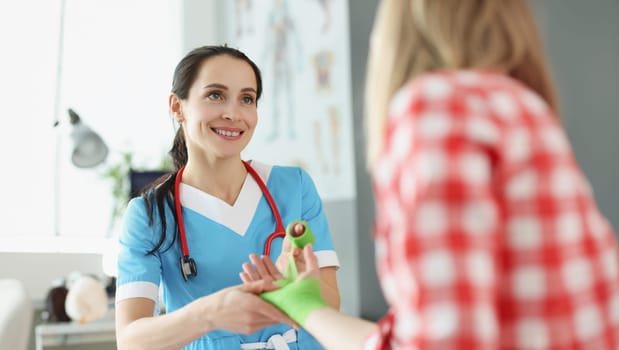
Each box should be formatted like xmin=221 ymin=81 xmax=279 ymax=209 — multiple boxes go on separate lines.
xmin=181 ymin=158 xmax=248 ymax=205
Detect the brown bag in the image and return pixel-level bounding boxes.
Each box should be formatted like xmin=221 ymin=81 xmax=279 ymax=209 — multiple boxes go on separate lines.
xmin=44 ymin=285 xmax=71 ymax=322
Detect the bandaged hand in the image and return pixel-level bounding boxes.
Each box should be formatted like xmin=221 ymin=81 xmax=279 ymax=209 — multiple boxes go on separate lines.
xmin=205 ymin=280 xmax=298 ymax=333
xmin=260 ymin=244 xmax=328 ymax=326
xmin=240 ymin=221 xmax=328 ymax=326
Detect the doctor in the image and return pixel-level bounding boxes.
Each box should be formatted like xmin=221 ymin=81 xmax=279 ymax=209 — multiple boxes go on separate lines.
xmin=115 ymin=45 xmax=341 ymax=350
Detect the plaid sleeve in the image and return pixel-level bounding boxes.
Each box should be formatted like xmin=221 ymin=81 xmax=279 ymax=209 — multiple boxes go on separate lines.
xmin=369 ymin=74 xmax=504 ymax=349
xmin=367 ymin=71 xmax=619 ymax=349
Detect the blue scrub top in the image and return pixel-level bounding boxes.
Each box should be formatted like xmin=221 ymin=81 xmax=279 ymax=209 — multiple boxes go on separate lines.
xmin=116 ymin=161 xmax=339 ymax=349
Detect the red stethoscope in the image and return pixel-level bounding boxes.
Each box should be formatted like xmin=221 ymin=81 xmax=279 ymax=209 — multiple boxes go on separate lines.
xmin=174 ymin=160 xmax=286 ymax=281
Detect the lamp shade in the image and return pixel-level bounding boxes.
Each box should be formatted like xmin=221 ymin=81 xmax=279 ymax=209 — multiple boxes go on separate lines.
xmin=68 ymin=108 xmax=109 ymax=168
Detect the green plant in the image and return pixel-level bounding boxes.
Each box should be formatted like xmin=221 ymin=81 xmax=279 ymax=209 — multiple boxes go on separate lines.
xmin=101 ymin=151 xmax=172 ymax=236
xmin=101 ymin=151 xmax=133 ymax=234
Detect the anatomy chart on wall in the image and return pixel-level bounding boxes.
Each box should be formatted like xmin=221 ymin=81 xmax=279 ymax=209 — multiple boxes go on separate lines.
xmin=222 ymin=0 xmax=356 ymax=200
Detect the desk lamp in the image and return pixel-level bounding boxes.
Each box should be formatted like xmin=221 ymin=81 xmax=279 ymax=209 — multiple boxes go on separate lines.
xmin=67 ymin=108 xmax=108 ymax=168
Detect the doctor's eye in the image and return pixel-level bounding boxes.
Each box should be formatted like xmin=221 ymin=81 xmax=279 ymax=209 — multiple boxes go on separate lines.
xmin=241 ymin=95 xmax=255 ymax=105
xmin=206 ymin=91 xmax=223 ymax=101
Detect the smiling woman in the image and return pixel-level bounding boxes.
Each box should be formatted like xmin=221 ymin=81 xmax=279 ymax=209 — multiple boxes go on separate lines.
xmin=0 ymin=0 xmax=181 ymax=253
xmin=113 ymin=45 xmax=341 ymax=350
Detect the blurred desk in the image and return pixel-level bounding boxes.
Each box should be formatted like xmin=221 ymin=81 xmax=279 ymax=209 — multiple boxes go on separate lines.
xmin=35 ymin=319 xmax=115 ymax=350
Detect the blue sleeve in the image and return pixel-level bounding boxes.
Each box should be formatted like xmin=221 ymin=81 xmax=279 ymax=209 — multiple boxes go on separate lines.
xmin=116 ymin=198 xmax=162 ymax=288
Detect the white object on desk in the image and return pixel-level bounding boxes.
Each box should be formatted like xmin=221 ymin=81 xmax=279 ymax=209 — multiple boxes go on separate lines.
xmin=35 ymin=319 xmax=115 ymax=350
xmin=65 ymin=274 xmax=109 ymax=323
xmin=0 ymin=279 xmax=33 ymax=350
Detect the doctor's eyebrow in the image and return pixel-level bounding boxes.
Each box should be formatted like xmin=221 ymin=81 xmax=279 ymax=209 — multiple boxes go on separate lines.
xmin=202 ymin=83 xmax=257 ymax=94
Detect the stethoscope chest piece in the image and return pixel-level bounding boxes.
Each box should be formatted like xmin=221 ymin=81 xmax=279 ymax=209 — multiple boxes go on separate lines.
xmin=180 ymin=256 xmax=197 ymax=281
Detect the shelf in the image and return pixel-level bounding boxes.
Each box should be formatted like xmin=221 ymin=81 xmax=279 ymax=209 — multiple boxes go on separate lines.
xmin=35 ymin=319 xmax=115 ymax=350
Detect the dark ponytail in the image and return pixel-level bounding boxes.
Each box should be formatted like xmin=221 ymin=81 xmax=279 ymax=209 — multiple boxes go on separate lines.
xmin=170 ymin=128 xmax=188 ymax=171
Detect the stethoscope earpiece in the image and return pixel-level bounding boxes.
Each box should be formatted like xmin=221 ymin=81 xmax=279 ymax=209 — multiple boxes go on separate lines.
xmin=179 ymin=256 xmax=198 ymax=281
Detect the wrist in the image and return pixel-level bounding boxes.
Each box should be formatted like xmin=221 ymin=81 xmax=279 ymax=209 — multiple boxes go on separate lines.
xmin=189 ymin=294 xmax=217 ymax=334
xmin=261 ymin=277 xmax=328 ymax=326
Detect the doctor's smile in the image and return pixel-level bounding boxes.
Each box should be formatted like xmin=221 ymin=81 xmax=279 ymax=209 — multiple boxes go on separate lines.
xmin=212 ymin=127 xmax=244 ymax=139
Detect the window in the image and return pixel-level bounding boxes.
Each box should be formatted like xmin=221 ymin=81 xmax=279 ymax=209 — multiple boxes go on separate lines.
xmin=0 ymin=0 xmax=181 ymax=253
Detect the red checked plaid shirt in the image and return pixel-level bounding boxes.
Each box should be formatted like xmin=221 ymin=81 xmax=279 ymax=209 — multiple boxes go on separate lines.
xmin=365 ymin=70 xmax=619 ymax=349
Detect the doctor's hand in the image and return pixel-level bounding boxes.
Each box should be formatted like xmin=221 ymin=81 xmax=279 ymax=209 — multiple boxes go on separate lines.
xmin=274 ymin=223 xmax=308 ymax=274
xmin=203 ymin=280 xmax=298 ymax=334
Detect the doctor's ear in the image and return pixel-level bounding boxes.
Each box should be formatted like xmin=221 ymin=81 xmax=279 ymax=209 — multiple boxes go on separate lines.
xmin=169 ymin=94 xmax=184 ymax=123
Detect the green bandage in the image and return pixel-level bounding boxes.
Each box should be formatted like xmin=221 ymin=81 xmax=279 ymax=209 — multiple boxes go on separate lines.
xmin=281 ymin=220 xmax=315 ymax=281
xmin=260 ymin=220 xmax=326 ymax=326
xmin=260 ymin=277 xmax=327 ymax=326
xmin=286 ymin=220 xmax=315 ymax=249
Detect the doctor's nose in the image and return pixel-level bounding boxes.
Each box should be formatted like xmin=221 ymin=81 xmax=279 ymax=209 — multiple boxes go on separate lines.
xmin=221 ymin=106 xmax=240 ymax=121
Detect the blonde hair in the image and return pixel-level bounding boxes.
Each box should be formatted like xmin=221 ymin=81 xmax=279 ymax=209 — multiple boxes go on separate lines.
xmin=365 ymin=0 xmax=559 ymax=168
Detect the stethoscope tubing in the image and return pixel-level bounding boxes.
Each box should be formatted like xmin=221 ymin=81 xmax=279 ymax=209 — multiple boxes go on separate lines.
xmin=174 ymin=161 xmax=286 ymax=260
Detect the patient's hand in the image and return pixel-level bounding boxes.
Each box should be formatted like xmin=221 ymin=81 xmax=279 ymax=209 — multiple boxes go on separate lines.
xmin=240 ymin=254 xmax=283 ymax=285
xmin=241 ymin=222 xmax=312 ymax=286
xmin=205 ymin=281 xmax=298 ymax=332
xmin=275 ymin=236 xmax=307 ymax=276
xmin=275 ymin=222 xmax=310 ymax=274
xmin=240 ymin=245 xmax=320 ymax=284
xmin=240 ymin=246 xmax=322 ymax=328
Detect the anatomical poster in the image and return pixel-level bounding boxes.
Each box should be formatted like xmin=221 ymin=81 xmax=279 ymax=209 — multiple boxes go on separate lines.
xmin=222 ymin=0 xmax=356 ymax=200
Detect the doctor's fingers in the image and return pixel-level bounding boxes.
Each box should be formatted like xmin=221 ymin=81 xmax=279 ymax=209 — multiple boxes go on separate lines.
xmin=298 ymin=244 xmax=320 ymax=280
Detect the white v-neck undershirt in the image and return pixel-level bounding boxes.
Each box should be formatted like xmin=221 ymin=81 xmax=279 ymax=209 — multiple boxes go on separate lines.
xmin=178 ymin=161 xmax=272 ymax=236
